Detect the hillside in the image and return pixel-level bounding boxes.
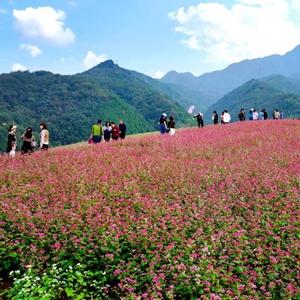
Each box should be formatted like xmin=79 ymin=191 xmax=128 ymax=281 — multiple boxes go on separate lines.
xmin=0 ymin=62 xmax=191 ymax=151
xmin=206 ymin=76 xmax=300 ymax=122
xmin=162 ymin=44 xmax=300 ymax=104
xmin=1 ymin=121 xmax=299 ymax=299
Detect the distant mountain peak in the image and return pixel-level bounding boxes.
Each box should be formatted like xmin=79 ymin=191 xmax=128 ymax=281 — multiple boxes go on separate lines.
xmin=97 ymin=59 xmax=117 ymax=68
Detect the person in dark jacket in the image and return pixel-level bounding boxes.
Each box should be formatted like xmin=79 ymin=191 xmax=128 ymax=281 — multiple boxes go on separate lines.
xmin=21 ymin=127 xmax=35 ymax=155
xmin=159 ymin=113 xmax=168 ymax=134
xmin=119 ymin=120 xmax=127 ymax=139
xmin=7 ymin=125 xmax=17 ymax=157
xmin=111 ymin=122 xmax=120 ymax=140
xmin=167 ymin=116 xmax=176 ymax=135
xmin=263 ymin=109 xmax=268 ymax=120
xmin=103 ymin=121 xmax=112 ymax=142
xmin=238 ymin=109 xmax=246 ymax=121
xmin=212 ymin=111 xmax=219 ymax=125
xmin=193 ymin=112 xmax=204 ymax=128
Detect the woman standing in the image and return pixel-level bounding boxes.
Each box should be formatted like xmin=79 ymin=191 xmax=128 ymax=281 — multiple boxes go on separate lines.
xmin=167 ymin=116 xmax=176 ymax=136
xmin=212 ymin=111 xmax=219 ymax=125
xmin=119 ymin=120 xmax=127 ymax=139
xmin=223 ymin=110 xmax=231 ymax=124
xmin=111 ymin=122 xmax=120 ymax=141
xmin=7 ymin=125 xmax=17 ymax=157
xmin=103 ymin=121 xmax=112 ymax=142
xmin=21 ymin=127 xmax=35 ymax=155
xmin=159 ymin=113 xmax=168 ymax=134
xmin=40 ymin=123 xmax=49 ymax=150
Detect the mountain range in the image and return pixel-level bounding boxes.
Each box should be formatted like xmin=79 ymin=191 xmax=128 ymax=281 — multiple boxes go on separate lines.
xmin=1 ymin=45 xmax=300 ymax=151
xmin=206 ymin=75 xmax=300 ymax=122
xmin=0 ymin=61 xmax=192 ymax=151
xmin=162 ymin=45 xmax=300 ymax=110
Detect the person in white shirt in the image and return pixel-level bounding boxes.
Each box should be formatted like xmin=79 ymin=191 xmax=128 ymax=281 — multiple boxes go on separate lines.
xmin=253 ymin=110 xmax=259 ymax=120
xmin=223 ymin=110 xmax=231 ymax=124
xmin=40 ymin=122 xmax=49 ymax=150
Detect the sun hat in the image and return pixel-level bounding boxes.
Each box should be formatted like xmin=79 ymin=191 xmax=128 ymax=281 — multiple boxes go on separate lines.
xmin=162 ymin=113 xmax=167 ymax=117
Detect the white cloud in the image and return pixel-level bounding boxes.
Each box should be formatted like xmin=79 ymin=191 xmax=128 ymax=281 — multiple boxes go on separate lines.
xmin=169 ymin=0 xmax=300 ymax=67
xmin=152 ymin=71 xmax=165 ymax=79
xmin=11 ymin=63 xmax=28 ymax=72
xmin=20 ymin=44 xmax=42 ymax=57
xmin=13 ymin=6 xmax=75 ymax=45
xmin=83 ymin=51 xmax=108 ymax=70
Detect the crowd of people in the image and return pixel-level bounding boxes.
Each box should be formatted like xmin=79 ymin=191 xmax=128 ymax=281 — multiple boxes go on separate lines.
xmin=6 ymin=122 xmax=49 ymax=158
xmin=5 ymin=107 xmax=285 ymax=157
xmin=5 ymin=119 xmax=127 ymax=157
xmin=89 ymin=120 xmax=127 ymax=144
xmin=192 ymin=108 xmax=284 ymax=127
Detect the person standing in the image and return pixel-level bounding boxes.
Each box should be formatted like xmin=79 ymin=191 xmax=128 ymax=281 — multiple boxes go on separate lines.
xmin=274 ymin=110 xmax=280 ymax=119
xmin=119 ymin=120 xmax=127 ymax=139
xmin=159 ymin=113 xmax=168 ymax=134
xmin=263 ymin=109 xmax=268 ymax=120
xmin=223 ymin=110 xmax=231 ymax=124
xmin=111 ymin=122 xmax=120 ymax=140
xmin=259 ymin=110 xmax=264 ymax=120
xmin=7 ymin=125 xmax=17 ymax=157
xmin=280 ymin=111 xmax=284 ymax=119
xmin=194 ymin=112 xmax=204 ymax=128
xmin=39 ymin=123 xmax=49 ymax=150
xmin=212 ymin=111 xmax=219 ymax=125
xmin=91 ymin=120 xmax=103 ymax=144
xmin=167 ymin=116 xmax=176 ymax=135
xmin=21 ymin=127 xmax=35 ymax=155
xmin=238 ymin=109 xmax=246 ymax=121
xmin=103 ymin=121 xmax=112 ymax=142
xmin=253 ymin=109 xmax=259 ymax=120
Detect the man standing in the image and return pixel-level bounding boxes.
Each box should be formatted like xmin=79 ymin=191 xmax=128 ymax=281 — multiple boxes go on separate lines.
xmin=91 ymin=120 xmax=103 ymax=144
xmin=194 ymin=112 xmax=204 ymax=128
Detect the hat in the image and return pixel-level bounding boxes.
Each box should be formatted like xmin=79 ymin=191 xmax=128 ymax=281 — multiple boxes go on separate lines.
xmin=162 ymin=113 xmax=167 ymax=117
xmin=9 ymin=125 xmax=17 ymax=131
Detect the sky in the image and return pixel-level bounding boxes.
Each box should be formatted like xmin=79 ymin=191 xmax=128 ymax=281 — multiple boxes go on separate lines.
xmin=1 ymin=0 xmax=300 ymax=78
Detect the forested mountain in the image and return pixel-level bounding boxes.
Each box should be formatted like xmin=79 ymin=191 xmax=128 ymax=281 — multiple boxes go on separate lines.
xmin=206 ymin=75 xmax=300 ymax=122
xmin=162 ymin=44 xmax=300 ymax=105
xmin=0 ymin=61 xmax=191 ymax=151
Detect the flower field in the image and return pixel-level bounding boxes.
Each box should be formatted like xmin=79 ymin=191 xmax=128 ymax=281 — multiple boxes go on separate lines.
xmin=0 ymin=120 xmax=299 ymax=299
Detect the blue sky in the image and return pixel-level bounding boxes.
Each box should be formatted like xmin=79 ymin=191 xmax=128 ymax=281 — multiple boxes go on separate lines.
xmin=1 ymin=0 xmax=300 ymax=77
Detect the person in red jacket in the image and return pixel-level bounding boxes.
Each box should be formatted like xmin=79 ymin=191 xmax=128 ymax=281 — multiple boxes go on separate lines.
xmin=111 ymin=122 xmax=120 ymax=141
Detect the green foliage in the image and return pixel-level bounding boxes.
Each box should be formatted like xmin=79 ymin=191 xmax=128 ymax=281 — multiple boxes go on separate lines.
xmin=0 ymin=63 xmax=191 ymax=151
xmin=7 ymin=263 xmax=113 ymax=300
xmin=206 ymin=76 xmax=300 ymax=121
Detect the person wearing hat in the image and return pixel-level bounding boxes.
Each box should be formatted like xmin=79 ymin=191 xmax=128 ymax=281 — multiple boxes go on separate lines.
xmin=159 ymin=113 xmax=168 ymax=134
xmin=7 ymin=125 xmax=17 ymax=157
xmin=91 ymin=120 xmax=103 ymax=144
